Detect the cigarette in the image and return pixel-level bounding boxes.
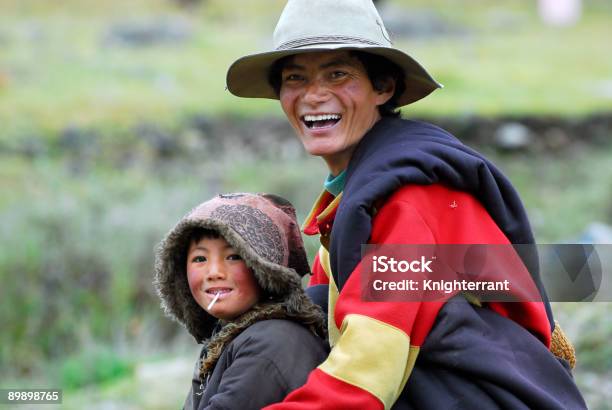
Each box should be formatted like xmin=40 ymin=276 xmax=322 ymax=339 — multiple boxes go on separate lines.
xmin=207 ymin=292 xmax=220 ymax=310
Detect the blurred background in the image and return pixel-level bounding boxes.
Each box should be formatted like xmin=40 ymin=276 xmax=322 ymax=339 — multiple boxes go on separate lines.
xmin=1 ymin=0 xmax=611 ymax=408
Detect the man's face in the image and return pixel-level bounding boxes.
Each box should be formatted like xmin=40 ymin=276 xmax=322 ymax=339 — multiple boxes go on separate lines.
xmin=279 ymin=51 xmax=394 ymax=175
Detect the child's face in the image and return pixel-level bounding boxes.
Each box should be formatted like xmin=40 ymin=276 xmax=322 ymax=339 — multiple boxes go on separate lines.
xmin=186 ymin=236 xmax=260 ymax=321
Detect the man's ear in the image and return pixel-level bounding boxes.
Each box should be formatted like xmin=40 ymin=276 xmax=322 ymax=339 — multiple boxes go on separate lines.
xmin=374 ymin=77 xmax=396 ymax=105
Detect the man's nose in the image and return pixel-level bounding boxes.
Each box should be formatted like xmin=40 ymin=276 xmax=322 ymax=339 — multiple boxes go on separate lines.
xmin=303 ymin=79 xmax=329 ymax=105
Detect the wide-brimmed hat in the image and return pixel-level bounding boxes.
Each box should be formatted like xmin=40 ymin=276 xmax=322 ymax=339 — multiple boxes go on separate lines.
xmin=226 ymin=0 xmax=442 ymax=107
xmin=154 ymin=193 xmax=318 ymax=342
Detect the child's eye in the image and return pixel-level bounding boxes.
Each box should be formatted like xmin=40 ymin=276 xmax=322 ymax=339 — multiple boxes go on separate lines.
xmin=192 ymin=256 xmax=207 ymax=263
xmin=227 ymin=254 xmax=243 ymax=261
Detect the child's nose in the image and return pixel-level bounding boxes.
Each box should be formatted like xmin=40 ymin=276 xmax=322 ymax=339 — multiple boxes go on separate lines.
xmin=206 ymin=260 xmax=225 ymax=280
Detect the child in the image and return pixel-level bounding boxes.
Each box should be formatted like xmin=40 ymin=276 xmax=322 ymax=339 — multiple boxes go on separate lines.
xmin=154 ymin=193 xmax=328 ymax=410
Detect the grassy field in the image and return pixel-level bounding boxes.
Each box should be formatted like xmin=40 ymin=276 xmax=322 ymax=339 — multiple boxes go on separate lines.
xmin=1 ymin=0 xmax=611 ymax=142
xmin=1 ymin=0 xmax=612 ymax=408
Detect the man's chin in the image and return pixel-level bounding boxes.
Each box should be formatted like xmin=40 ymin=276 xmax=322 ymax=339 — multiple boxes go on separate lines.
xmin=304 ymin=146 xmax=337 ymax=158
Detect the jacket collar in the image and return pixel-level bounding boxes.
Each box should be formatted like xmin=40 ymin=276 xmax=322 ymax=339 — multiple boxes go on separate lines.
xmin=303 ymin=190 xmax=342 ymax=249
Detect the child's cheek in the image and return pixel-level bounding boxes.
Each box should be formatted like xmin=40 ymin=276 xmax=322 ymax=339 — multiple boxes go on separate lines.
xmin=186 ymin=270 xmax=201 ymax=295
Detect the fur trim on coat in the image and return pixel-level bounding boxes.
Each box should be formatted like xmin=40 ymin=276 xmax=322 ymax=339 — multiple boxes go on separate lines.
xmin=154 ymin=193 xmax=326 ymax=343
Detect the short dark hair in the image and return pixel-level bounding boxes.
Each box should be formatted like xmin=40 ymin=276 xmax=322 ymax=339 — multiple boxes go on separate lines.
xmin=350 ymin=51 xmax=405 ymax=118
xmin=268 ymin=55 xmax=292 ymax=97
xmin=180 ymin=228 xmax=221 ymax=273
xmin=189 ymin=228 xmax=220 ymax=245
xmin=267 ymin=51 xmax=405 ymax=118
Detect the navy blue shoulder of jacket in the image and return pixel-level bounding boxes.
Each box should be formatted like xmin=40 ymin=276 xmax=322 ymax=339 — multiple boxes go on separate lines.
xmin=397 ymin=294 xmax=586 ymax=409
xmin=329 ymin=117 xmax=553 ymax=331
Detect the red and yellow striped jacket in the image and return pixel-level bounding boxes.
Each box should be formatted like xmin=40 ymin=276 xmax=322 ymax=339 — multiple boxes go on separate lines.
xmin=264 ymin=184 xmax=551 ymax=410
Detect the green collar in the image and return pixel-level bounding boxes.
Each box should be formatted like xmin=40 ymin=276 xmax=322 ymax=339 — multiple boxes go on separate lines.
xmin=324 ymin=170 xmax=346 ymax=197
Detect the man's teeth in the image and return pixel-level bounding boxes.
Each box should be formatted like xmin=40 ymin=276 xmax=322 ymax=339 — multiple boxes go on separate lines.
xmin=303 ymin=114 xmax=341 ymax=122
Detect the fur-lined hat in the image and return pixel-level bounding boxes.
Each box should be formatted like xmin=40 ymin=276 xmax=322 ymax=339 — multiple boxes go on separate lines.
xmin=154 ymin=193 xmax=323 ymax=342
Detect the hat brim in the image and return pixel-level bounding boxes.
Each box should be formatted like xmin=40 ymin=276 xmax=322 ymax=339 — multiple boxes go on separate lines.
xmin=226 ymin=44 xmax=442 ymax=107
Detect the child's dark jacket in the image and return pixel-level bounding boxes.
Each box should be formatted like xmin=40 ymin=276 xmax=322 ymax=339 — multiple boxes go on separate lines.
xmin=154 ymin=193 xmax=328 ymax=410
xmin=185 ymin=319 xmax=327 ymax=410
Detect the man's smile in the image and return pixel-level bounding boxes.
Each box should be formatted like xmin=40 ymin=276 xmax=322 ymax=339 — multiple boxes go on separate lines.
xmin=301 ymin=113 xmax=342 ymax=130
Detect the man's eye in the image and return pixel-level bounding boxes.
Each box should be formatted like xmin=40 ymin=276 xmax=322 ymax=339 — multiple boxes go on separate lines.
xmin=330 ymin=71 xmax=347 ymax=79
xmin=283 ymin=73 xmax=303 ymax=83
xmin=192 ymin=256 xmax=206 ymax=263
xmin=227 ymin=254 xmax=243 ymax=261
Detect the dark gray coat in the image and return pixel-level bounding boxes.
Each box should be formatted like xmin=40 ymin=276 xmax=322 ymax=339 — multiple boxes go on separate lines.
xmin=154 ymin=194 xmax=328 ymax=409
xmin=184 ymin=319 xmax=328 ymax=410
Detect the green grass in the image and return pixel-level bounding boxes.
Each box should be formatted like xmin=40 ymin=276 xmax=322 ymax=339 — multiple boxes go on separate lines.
xmin=486 ymin=146 xmax=612 ymax=241
xmin=58 ymin=347 xmax=135 ymax=390
xmin=1 ymin=0 xmax=611 ymax=142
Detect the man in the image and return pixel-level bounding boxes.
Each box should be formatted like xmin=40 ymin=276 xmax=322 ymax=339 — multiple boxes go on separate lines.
xmin=226 ymin=0 xmax=586 ymax=408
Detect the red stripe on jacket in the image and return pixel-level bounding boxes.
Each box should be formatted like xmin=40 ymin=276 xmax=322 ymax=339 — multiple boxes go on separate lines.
xmin=264 ymin=368 xmax=384 ymax=410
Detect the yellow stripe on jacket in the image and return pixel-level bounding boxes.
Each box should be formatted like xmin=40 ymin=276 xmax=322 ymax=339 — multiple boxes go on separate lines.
xmin=316 ymin=246 xmax=420 ymax=410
